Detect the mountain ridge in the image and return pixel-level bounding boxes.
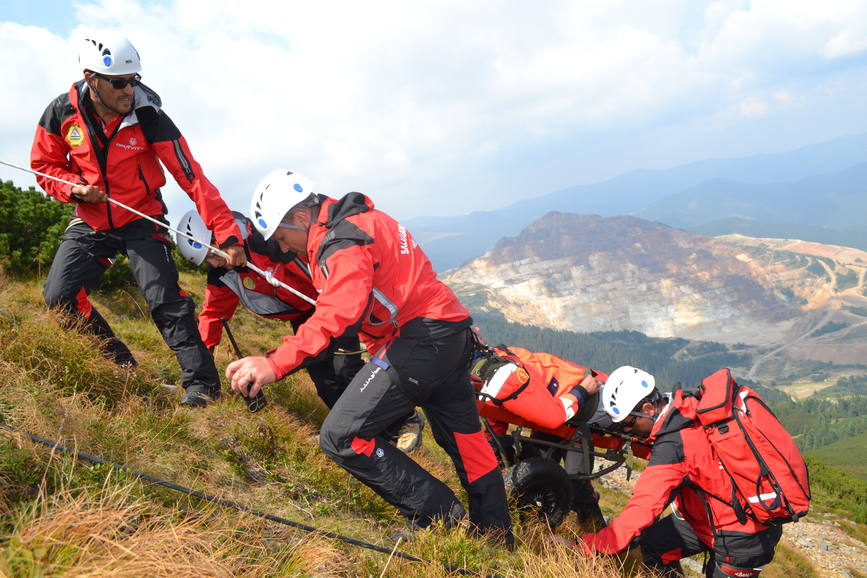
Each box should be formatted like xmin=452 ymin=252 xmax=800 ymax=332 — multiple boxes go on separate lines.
xmin=446 ymin=212 xmax=867 ymax=360
xmin=408 ymin=132 xmax=867 ymax=271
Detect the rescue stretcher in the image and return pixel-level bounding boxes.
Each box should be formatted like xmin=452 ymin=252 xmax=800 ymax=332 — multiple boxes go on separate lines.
xmin=470 ymin=345 xmax=652 ymax=528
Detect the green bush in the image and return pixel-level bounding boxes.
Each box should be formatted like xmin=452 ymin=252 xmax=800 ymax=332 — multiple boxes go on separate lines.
xmin=806 ymin=457 xmax=867 ymax=523
xmin=0 ymin=180 xmax=71 ymax=276
xmin=0 ymin=180 xmax=194 ymax=289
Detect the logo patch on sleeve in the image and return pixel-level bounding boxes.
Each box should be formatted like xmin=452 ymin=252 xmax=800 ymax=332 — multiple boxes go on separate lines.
xmin=546 ymin=377 xmax=559 ymax=396
xmin=243 ymin=277 xmax=257 ymax=290
xmin=65 ymin=124 xmax=85 ymax=147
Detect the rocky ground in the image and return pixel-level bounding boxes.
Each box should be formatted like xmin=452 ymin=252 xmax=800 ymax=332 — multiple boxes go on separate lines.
xmin=596 ymin=467 xmax=867 ymax=577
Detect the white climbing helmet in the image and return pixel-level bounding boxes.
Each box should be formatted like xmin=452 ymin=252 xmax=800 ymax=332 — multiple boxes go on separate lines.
xmin=249 ymin=169 xmax=317 ymax=240
xmin=175 ymin=210 xmax=250 ymax=265
xmin=79 ymin=32 xmax=142 ymax=75
xmin=602 ymin=366 xmax=656 ymax=423
xmin=175 ymin=210 xmax=211 ymax=265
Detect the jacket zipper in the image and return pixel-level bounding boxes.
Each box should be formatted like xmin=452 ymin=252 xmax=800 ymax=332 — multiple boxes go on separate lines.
xmin=137 ymin=164 xmax=150 ymax=197
xmin=172 ymin=139 xmax=195 ymax=182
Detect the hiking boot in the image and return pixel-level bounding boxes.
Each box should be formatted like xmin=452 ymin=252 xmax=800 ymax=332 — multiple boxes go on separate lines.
xmin=387 ymin=526 xmax=418 ymax=543
xmin=179 ymin=385 xmax=221 ymax=408
xmin=390 ymin=410 xmax=425 ymax=454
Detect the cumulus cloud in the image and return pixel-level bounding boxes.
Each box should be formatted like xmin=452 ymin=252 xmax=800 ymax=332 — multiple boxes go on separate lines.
xmin=2 ymin=0 xmax=867 ymax=220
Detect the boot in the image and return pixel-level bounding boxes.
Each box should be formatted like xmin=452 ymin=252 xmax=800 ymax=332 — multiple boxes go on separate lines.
xmin=179 ymin=384 xmax=221 ymax=408
xmin=385 ymin=410 xmax=426 ymax=454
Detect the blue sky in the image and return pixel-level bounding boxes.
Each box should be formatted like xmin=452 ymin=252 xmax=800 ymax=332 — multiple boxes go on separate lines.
xmin=2 ymin=1 xmax=867 ymax=224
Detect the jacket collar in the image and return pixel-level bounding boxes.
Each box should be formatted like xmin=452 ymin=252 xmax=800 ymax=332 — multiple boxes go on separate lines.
xmin=71 ymin=79 xmax=163 ymax=131
xmin=647 ymin=391 xmax=696 ymax=442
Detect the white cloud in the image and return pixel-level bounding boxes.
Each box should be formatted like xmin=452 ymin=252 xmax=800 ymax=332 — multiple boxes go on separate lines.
xmin=2 ymin=0 xmax=867 ymax=219
xmin=825 ymin=30 xmax=867 ymax=58
xmin=740 ymin=97 xmax=769 ymax=118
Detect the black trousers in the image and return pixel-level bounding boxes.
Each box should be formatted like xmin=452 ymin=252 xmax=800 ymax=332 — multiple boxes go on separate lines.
xmin=640 ymin=512 xmax=783 ymax=577
xmin=43 ymin=218 xmax=219 ymax=392
xmin=318 ymin=326 xmax=512 ymax=534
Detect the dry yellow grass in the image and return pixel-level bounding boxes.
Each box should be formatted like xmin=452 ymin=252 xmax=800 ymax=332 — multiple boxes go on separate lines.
xmin=0 ymin=472 xmax=353 ymax=577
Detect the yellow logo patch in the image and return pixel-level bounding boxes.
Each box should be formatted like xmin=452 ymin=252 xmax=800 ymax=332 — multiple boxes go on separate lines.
xmin=243 ymin=277 xmax=256 ymax=290
xmin=515 ymin=367 xmax=530 ymax=385
xmin=65 ymin=124 xmax=85 ymax=147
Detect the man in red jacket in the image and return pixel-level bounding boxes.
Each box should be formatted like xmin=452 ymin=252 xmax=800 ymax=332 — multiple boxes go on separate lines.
xmin=30 ymin=31 xmax=245 ymax=407
xmin=176 ymin=209 xmax=425 ymax=452
xmin=225 ymin=170 xmax=513 ymax=545
xmin=568 ymin=366 xmax=783 ymax=577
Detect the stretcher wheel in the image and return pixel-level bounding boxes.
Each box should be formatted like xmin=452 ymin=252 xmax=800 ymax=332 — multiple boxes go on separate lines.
xmin=505 ymin=457 xmax=571 ymax=528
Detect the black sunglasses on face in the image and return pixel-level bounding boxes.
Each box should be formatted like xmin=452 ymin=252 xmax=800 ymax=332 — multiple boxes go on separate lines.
xmin=615 ymin=410 xmax=655 ymax=432
xmin=94 ymin=72 xmax=142 ymax=89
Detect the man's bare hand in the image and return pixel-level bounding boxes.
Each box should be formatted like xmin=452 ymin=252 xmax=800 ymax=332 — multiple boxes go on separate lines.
xmin=226 ymin=356 xmax=275 ymax=398
xmin=223 ymin=245 xmax=247 ymax=267
xmin=581 ymin=373 xmax=601 ymax=395
xmin=71 ymin=184 xmax=106 ymax=203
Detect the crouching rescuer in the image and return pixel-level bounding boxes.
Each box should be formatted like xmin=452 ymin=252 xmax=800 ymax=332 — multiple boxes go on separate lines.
xmin=565 ymin=366 xmax=793 ymax=577
xmin=224 ymin=170 xmax=513 ymax=545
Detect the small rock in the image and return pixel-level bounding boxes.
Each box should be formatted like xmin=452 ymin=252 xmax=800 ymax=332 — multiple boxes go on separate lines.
xmin=819 ymin=539 xmax=829 ymax=552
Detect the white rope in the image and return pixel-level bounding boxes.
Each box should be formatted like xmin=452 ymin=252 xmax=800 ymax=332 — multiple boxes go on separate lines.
xmin=0 ymin=160 xmax=316 ymax=305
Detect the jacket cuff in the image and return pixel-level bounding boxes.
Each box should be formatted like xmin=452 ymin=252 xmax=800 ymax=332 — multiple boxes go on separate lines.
xmin=218 ymin=235 xmax=240 ymax=249
xmin=265 ymin=350 xmax=286 ymax=381
xmin=577 ymin=534 xmax=595 ymax=556
xmin=571 ymin=385 xmax=590 ymax=407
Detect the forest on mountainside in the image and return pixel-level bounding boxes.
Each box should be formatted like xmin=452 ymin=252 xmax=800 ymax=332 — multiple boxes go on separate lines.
xmin=472 ymin=309 xmax=752 ymax=388
xmin=473 ymin=310 xmax=867 ymax=483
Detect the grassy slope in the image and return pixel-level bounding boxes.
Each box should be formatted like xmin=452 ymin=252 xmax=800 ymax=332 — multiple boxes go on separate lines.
xmin=0 ymin=273 xmax=626 ymax=577
xmin=809 ymin=431 xmax=867 ymax=482
xmin=1 ymin=271 xmax=860 ymax=576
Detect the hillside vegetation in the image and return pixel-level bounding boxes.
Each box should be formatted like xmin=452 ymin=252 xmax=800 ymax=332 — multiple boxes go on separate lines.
xmin=1 ymin=275 xmax=604 ymax=576
xmin=1 ymin=180 xmax=865 ymax=575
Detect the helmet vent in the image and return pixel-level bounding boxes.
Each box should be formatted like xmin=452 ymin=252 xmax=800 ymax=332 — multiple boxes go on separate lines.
xmin=84 ymin=38 xmax=113 ymax=66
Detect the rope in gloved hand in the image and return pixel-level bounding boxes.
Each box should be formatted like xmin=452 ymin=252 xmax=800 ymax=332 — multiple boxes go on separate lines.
xmin=0 ymin=422 xmax=496 ymax=577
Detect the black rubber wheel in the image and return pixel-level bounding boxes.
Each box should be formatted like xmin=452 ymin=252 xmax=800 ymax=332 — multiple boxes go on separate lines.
xmin=505 ymin=457 xmax=572 ymax=528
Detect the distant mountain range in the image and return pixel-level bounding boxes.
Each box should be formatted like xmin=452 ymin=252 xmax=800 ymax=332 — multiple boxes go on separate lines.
xmin=634 ymin=162 xmax=867 ymax=229
xmin=407 ymin=132 xmax=867 ymax=271
xmin=443 ymin=212 xmax=867 ymax=378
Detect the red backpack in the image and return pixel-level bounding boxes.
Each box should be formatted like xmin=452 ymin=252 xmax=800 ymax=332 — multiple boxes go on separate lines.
xmin=696 ymin=369 xmax=811 ymax=525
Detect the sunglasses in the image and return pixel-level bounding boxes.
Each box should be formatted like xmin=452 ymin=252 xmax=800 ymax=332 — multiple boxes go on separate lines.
xmin=94 ymin=72 xmax=142 ymax=90
xmin=615 ymin=410 xmax=655 ymax=432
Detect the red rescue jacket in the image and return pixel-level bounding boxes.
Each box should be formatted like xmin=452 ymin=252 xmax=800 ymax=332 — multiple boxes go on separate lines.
xmin=199 ymin=214 xmax=319 ymax=348
xmin=474 ymin=346 xmax=606 ymax=430
xmin=30 ymin=80 xmax=240 ymax=247
xmin=265 ymin=193 xmax=469 ymax=379
xmin=581 ymin=389 xmax=776 ymax=556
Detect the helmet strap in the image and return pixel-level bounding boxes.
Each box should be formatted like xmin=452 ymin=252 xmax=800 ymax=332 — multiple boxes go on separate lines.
xmin=87 ymin=76 xmax=134 ymax=121
xmin=278 ymin=207 xmax=313 ymax=233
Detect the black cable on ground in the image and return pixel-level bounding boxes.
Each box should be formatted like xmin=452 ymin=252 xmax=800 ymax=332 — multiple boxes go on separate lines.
xmin=0 ymin=422 xmax=496 ymax=577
